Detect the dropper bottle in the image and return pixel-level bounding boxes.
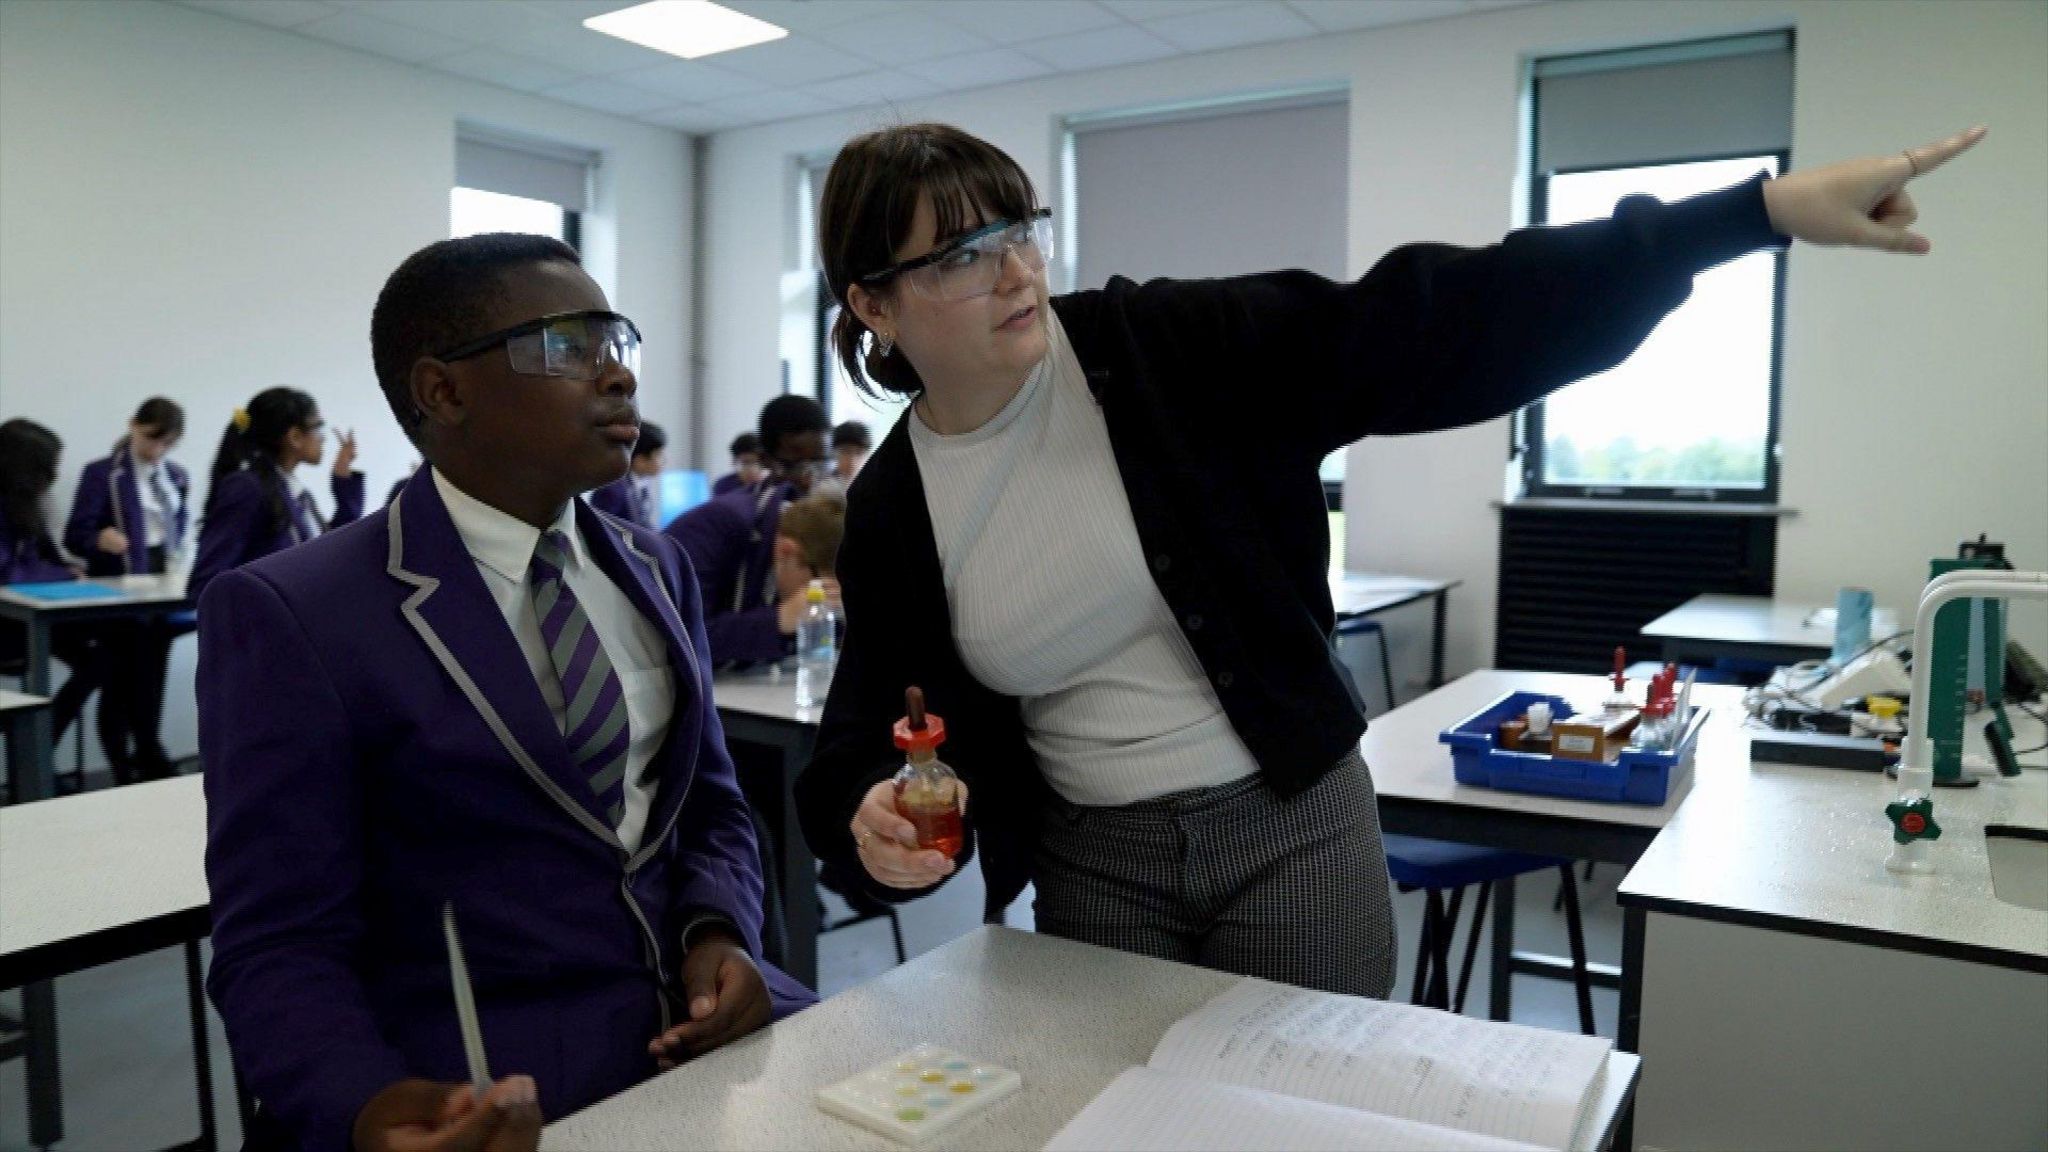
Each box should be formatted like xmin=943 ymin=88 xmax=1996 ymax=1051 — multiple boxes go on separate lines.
xmin=892 ymin=687 xmax=964 ymax=859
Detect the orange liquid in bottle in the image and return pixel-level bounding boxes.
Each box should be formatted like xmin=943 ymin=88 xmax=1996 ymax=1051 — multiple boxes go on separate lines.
xmin=895 ymin=775 xmax=964 ymax=859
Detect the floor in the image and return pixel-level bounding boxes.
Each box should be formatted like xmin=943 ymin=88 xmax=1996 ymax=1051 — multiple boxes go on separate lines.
xmin=0 ymin=812 xmax=1623 ymax=1151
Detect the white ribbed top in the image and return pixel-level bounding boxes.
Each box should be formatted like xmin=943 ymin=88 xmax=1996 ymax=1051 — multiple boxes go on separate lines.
xmin=907 ymin=312 xmax=1257 ymax=806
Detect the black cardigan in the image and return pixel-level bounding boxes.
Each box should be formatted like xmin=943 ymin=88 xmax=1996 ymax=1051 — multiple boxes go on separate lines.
xmin=795 ymin=176 xmax=1783 ymax=921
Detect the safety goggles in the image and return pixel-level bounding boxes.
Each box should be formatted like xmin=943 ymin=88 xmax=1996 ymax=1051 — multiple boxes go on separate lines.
xmin=857 ymin=208 xmax=1053 ymax=302
xmin=434 ymin=310 xmax=641 ymax=380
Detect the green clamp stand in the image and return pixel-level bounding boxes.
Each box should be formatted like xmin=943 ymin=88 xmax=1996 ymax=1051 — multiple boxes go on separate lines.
xmin=1885 ymin=797 xmax=1943 ymax=845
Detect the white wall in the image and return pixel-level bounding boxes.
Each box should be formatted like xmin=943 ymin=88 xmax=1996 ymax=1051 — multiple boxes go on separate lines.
xmin=698 ymin=0 xmax=2048 ymax=685
xmin=0 ymin=0 xmax=694 ymax=761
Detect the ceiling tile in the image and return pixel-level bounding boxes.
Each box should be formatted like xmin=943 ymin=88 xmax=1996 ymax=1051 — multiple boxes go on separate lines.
xmin=293 ymin=9 xmax=472 ymax=63
xmin=430 ymin=45 xmax=585 ymax=91
xmin=1139 ymin=2 xmax=1318 ymax=52
xmin=619 ymin=58 xmax=772 ymax=101
xmin=539 ymin=76 xmax=677 ymax=114
xmin=522 ymin=0 xmax=652 ymax=20
xmin=811 ymin=10 xmax=990 ymax=66
xmin=799 ymin=68 xmax=942 ymax=108
xmin=933 ymin=0 xmax=1123 ymax=44
xmin=709 ymin=34 xmax=874 ymax=84
xmin=640 ymin=103 xmax=748 ymax=133
xmin=176 ymin=0 xmax=340 ymax=29
xmin=1284 ymin=0 xmax=1462 ymax=33
xmin=1014 ymin=23 xmax=1177 ymax=72
xmin=702 ymin=86 xmax=838 ymax=125
xmin=720 ymin=1 xmax=914 ymax=34
xmin=1098 ymin=0 xmax=1236 ymax=19
xmin=495 ymin=19 xmax=680 ymax=72
xmin=902 ymin=46 xmax=1052 ymax=89
xmin=328 ymin=0 xmax=557 ymax=42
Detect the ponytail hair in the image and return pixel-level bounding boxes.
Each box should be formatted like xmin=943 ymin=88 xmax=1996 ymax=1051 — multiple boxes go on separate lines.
xmin=0 ymin=418 xmax=62 ymax=540
xmin=206 ymin=387 xmax=317 ymax=536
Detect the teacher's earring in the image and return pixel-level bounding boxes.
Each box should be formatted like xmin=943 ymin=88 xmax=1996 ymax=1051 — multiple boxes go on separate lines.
xmin=877 ymin=331 xmax=894 ymax=358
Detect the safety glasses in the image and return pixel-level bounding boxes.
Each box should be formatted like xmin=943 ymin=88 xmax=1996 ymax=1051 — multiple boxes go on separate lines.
xmin=857 ymin=208 xmax=1053 ymax=302
xmin=434 ymin=310 xmax=641 ymax=380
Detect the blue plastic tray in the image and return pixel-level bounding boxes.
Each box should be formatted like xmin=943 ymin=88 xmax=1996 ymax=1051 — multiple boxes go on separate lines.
xmin=1438 ymin=690 xmax=1707 ymax=805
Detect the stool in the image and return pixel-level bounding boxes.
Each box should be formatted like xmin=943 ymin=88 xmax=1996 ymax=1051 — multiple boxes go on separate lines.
xmin=1334 ymin=617 xmax=1397 ymax=714
xmin=1383 ymin=834 xmax=1596 ymax=1034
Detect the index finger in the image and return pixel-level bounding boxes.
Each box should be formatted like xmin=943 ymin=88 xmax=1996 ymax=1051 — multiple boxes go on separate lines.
xmin=1905 ymin=125 xmax=1987 ymax=177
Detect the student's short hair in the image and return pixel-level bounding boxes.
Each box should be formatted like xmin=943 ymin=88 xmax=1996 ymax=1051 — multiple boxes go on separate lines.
xmin=132 ymin=397 xmax=186 ymax=442
xmin=758 ymin=395 xmax=829 ymax=460
xmin=832 ymin=421 xmax=872 ymax=451
xmin=370 ymin=232 xmax=582 ymax=439
xmin=728 ymin=432 xmax=761 ymax=460
xmin=633 ymin=421 xmax=667 ymax=458
xmin=777 ymin=492 xmax=846 ymax=575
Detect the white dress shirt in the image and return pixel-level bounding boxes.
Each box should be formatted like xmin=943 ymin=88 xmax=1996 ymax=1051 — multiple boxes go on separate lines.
xmin=135 ymin=459 xmax=171 ymax=548
xmin=433 ymin=468 xmax=675 ymax=851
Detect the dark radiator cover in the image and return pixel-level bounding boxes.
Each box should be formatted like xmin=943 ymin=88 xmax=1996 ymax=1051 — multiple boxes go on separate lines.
xmin=1495 ymin=505 xmax=1777 ymax=673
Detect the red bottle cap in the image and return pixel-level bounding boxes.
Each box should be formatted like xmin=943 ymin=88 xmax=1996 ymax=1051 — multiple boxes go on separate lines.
xmin=893 ymin=686 xmax=947 ymax=754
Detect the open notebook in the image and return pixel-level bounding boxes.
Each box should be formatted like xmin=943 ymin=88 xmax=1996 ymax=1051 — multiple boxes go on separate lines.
xmin=1045 ymin=979 xmax=1614 ymax=1152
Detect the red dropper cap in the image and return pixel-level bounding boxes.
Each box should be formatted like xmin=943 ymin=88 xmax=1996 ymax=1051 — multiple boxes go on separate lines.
xmin=893 ymin=686 xmax=947 ymax=754
xmin=1611 ymin=647 xmax=1627 ymax=692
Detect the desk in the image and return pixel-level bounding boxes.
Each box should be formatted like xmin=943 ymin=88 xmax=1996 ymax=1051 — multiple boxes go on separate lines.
xmin=1639 ymin=593 xmax=1901 ymax=667
xmin=0 ymin=575 xmax=191 ymax=801
xmin=0 ymin=776 xmax=216 ymax=1151
xmin=1619 ymin=727 xmax=2047 ymax=1148
xmin=1332 ymin=572 xmax=1461 ymax=689
xmin=1363 ymin=670 xmax=1749 ymax=1022
xmin=712 ymin=672 xmax=821 ymax=990
xmin=2 ymin=689 xmax=52 ymax=807
xmin=544 ymin=925 xmax=1639 ymax=1151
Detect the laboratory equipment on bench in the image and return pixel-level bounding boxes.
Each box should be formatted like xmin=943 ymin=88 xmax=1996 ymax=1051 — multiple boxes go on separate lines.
xmin=893 ymin=687 xmax=964 ymax=859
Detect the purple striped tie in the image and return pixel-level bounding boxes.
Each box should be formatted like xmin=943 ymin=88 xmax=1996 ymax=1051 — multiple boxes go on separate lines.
xmin=529 ymin=529 xmax=630 ymax=826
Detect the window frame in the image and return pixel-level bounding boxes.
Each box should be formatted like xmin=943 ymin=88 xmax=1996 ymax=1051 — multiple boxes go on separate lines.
xmin=1518 ymin=147 xmax=1789 ymax=504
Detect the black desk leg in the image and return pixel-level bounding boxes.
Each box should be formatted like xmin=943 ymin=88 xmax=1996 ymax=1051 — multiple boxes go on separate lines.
xmin=185 ymin=941 xmax=219 ymax=1152
xmin=6 ymin=706 xmax=56 ymax=804
xmin=1612 ymin=907 xmax=1646 ymax=1150
xmin=1487 ymin=876 xmax=1515 ymax=1021
xmin=1429 ymin=591 xmax=1449 ymax=689
xmin=24 ymin=978 xmax=61 ymax=1149
xmin=774 ymin=739 xmax=820 ymax=991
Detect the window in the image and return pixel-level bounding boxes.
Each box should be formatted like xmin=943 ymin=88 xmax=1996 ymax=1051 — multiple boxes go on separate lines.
xmin=452 ymin=129 xmax=594 ymax=250
xmin=1522 ymin=33 xmax=1793 ymax=502
xmin=450 ymin=186 xmax=579 ymax=249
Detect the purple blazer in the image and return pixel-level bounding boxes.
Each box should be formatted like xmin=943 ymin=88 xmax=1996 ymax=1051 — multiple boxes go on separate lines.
xmin=64 ymin=445 xmax=191 ymax=577
xmin=710 ymin=471 xmax=751 ymax=498
xmin=0 ymin=515 xmax=76 ymax=584
xmin=586 ymin=474 xmax=635 ymax=522
xmin=189 ymin=467 xmax=365 ymax=604
xmin=200 ymin=470 xmax=814 ymax=1150
xmin=662 ymin=485 xmax=786 ymax=667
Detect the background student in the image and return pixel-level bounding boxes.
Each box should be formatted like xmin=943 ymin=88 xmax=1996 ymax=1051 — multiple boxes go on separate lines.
xmin=63 ymin=397 xmax=193 ymax=781
xmin=665 ymin=395 xmax=838 ymax=667
xmin=188 ymin=386 xmax=364 ymax=603
xmin=0 ymin=418 xmax=102 ymax=764
xmin=589 ymin=419 xmax=667 ymax=529
xmin=710 ymin=431 xmax=764 ymax=497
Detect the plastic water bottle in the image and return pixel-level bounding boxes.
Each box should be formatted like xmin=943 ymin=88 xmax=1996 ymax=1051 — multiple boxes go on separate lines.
xmin=794 ymin=579 xmax=838 ymax=709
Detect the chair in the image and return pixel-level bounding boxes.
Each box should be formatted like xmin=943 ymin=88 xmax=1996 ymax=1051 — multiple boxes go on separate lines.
xmin=1383 ymin=834 xmax=1596 ymax=1035
xmin=1335 ymin=616 xmax=1397 ymax=714
xmin=816 ymin=859 xmax=908 ymax=966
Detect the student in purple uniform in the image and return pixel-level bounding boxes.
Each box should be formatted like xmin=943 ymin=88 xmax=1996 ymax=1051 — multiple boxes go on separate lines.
xmin=201 ymin=232 xmax=811 ymax=1152
xmin=587 ymin=420 xmax=666 ymax=529
xmin=0 ymin=419 xmax=103 ymax=756
xmin=708 ymin=431 xmax=763 ymax=497
xmin=63 ymin=397 xmax=193 ymax=782
xmin=664 ymin=395 xmax=839 ymax=667
xmin=188 ymin=387 xmax=365 ymax=604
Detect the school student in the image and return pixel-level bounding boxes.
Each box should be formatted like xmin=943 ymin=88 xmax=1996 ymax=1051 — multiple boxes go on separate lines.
xmin=588 ymin=420 xmax=667 ymax=530
xmin=188 ymin=387 xmax=365 ymax=604
xmin=771 ymin=492 xmax=846 ymax=603
xmin=62 ymin=397 xmax=192 ymax=781
xmin=708 ymin=431 xmax=763 ymax=497
xmin=0 ymin=419 xmax=101 ymax=756
xmin=664 ymin=395 xmax=837 ymax=667
xmin=831 ymin=421 xmax=871 ymax=485
xmin=200 ymin=232 xmax=812 ymax=1152
xmin=795 ymin=122 xmax=1986 ymax=1000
